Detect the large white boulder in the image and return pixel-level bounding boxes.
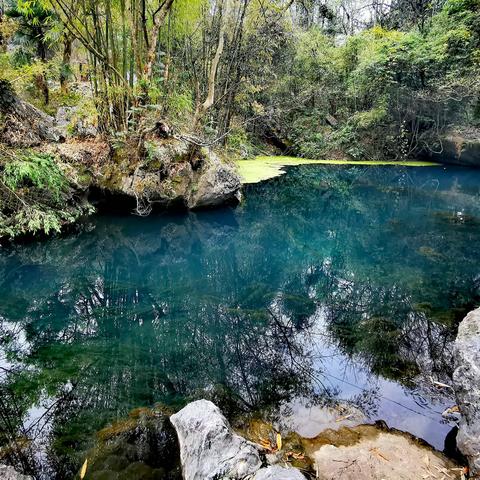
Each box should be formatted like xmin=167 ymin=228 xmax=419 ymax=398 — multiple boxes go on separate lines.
xmin=170 ymin=400 xmax=262 ymax=480
xmin=453 ymin=307 xmax=480 ymax=477
xmin=253 ymin=465 xmax=307 ymax=479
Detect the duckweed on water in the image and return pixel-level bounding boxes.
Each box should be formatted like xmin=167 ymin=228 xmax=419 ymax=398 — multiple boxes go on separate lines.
xmin=236 ymin=156 xmax=439 ymax=183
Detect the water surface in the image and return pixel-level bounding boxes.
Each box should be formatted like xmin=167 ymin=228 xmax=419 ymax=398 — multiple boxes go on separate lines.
xmin=1 ymin=164 xmax=479 ymax=477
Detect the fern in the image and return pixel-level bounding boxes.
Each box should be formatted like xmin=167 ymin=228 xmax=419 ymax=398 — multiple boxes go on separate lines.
xmin=0 ymin=151 xmax=95 ymax=239
xmin=3 ymin=152 xmax=68 ymax=200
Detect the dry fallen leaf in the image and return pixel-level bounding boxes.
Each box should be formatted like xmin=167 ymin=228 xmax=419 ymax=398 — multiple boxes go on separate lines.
xmin=286 ymin=450 xmax=305 ymax=460
xmin=336 ymin=414 xmax=354 ymax=423
xmin=80 ymin=458 xmax=88 ymax=479
xmin=276 ymin=433 xmax=282 ymax=451
xmin=369 ymin=447 xmax=389 ymax=462
xmin=433 ymin=465 xmax=453 ymax=478
xmin=442 ymin=405 xmax=461 ymax=417
xmin=259 ymin=436 xmax=275 ymax=453
xmin=430 ymin=377 xmax=453 ymax=390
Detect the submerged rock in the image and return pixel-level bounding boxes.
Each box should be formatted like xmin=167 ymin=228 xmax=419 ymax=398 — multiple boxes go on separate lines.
xmin=81 ymin=406 xmax=181 ymax=480
xmin=453 ymin=307 xmax=480 ymax=478
xmin=0 ymin=465 xmax=32 ymax=480
xmin=170 ymin=400 xmax=262 ymax=480
xmin=277 ymin=399 xmax=366 ymax=438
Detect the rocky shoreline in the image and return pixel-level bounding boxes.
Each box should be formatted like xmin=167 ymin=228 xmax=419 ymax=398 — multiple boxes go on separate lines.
xmin=2 ymin=308 xmax=479 ymax=479
xmin=0 ymin=85 xmax=242 ymax=241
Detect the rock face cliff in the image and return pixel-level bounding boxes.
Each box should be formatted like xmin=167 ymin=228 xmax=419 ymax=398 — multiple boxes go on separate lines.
xmin=114 ymin=137 xmax=241 ymax=211
xmin=453 ymin=307 xmax=480 ymax=478
xmin=425 ymin=128 xmax=480 ymax=167
xmin=0 ymin=84 xmax=242 ymax=235
xmin=48 ymin=135 xmax=241 ymax=213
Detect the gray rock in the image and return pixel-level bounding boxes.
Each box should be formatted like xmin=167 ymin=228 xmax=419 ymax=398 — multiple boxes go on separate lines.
xmin=56 ymin=106 xmax=97 ymax=138
xmin=453 ymin=307 xmax=480 ymax=478
xmin=56 ymin=106 xmax=74 ymax=130
xmin=427 ymin=128 xmax=480 ymax=167
xmin=253 ymin=465 xmax=307 ymax=480
xmin=187 ymin=150 xmax=242 ymax=209
xmin=0 ymin=81 xmax=62 ymax=146
xmin=113 ymin=139 xmax=241 ymax=211
xmin=170 ymin=400 xmax=262 ymax=480
xmin=0 ymin=465 xmax=32 ymax=480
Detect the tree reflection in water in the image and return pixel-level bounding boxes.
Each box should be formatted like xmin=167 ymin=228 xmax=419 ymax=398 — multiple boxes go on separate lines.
xmin=1 ymin=164 xmax=479 ymax=478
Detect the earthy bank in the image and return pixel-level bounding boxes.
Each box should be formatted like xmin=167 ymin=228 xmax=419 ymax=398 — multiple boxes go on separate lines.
xmin=0 ymin=82 xmax=241 ymax=240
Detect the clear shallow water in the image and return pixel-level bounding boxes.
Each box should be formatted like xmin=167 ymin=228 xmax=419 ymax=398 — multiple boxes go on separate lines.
xmin=1 ymin=164 xmax=480 ymax=477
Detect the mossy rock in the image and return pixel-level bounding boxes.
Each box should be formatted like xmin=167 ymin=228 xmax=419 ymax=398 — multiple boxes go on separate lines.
xmin=77 ymin=405 xmax=180 ymax=480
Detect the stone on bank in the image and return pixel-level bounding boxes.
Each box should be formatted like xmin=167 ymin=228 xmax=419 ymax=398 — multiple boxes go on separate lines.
xmin=0 ymin=465 xmax=32 ymax=480
xmin=170 ymin=400 xmax=306 ymax=480
xmin=453 ymin=307 xmax=480 ymax=478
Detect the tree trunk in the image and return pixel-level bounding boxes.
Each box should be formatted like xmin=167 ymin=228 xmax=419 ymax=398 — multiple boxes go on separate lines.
xmin=143 ymin=0 xmax=175 ymax=84
xmin=60 ymin=34 xmax=73 ymax=94
xmin=201 ymin=0 xmax=230 ymax=113
xmin=35 ymin=74 xmax=49 ymax=105
xmin=192 ymin=0 xmax=231 ymax=130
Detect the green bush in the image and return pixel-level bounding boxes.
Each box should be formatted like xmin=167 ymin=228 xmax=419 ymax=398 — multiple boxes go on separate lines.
xmin=3 ymin=153 xmax=68 ymax=199
xmin=0 ymin=152 xmax=93 ymax=239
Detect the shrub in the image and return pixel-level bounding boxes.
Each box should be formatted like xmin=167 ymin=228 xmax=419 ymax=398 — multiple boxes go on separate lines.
xmin=0 ymin=152 xmax=93 ymax=239
xmin=3 ymin=153 xmax=68 ymax=200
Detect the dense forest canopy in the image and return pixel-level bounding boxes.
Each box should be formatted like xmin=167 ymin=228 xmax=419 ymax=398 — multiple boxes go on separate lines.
xmin=0 ymin=0 xmax=479 ymax=238
xmin=0 ymin=0 xmax=478 ymax=157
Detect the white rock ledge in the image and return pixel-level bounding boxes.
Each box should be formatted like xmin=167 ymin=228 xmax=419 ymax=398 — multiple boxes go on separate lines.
xmin=453 ymin=307 xmax=480 ymax=478
xmin=170 ymin=399 xmax=306 ymax=480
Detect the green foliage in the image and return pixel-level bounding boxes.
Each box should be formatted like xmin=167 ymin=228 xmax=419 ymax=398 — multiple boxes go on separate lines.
xmin=164 ymin=89 xmax=194 ymax=123
xmin=351 ymin=106 xmax=388 ymax=129
xmin=225 ymin=125 xmax=259 ymax=158
xmin=6 ymin=0 xmax=58 ymax=60
xmin=3 ymin=153 xmax=67 ymax=199
xmin=0 ymin=152 xmax=93 ymax=239
xmin=243 ymin=0 xmax=480 ymax=160
xmin=167 ymin=0 xmax=207 ymax=40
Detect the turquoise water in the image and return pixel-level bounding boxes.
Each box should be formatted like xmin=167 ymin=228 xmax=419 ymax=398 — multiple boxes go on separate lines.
xmin=1 ymin=164 xmax=480 ymax=477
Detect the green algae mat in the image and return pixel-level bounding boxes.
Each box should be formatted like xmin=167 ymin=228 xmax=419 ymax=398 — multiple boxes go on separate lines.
xmin=236 ymin=156 xmax=440 ymax=184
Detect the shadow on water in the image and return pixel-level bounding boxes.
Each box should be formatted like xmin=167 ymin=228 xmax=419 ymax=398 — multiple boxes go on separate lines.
xmin=0 ymin=164 xmax=479 ymax=478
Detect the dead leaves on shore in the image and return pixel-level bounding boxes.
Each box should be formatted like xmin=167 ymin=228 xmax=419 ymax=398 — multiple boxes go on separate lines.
xmin=258 ymin=432 xmax=283 ymax=453
xmin=257 ymin=430 xmax=305 ymax=461
xmin=421 ymin=454 xmax=468 ymax=480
